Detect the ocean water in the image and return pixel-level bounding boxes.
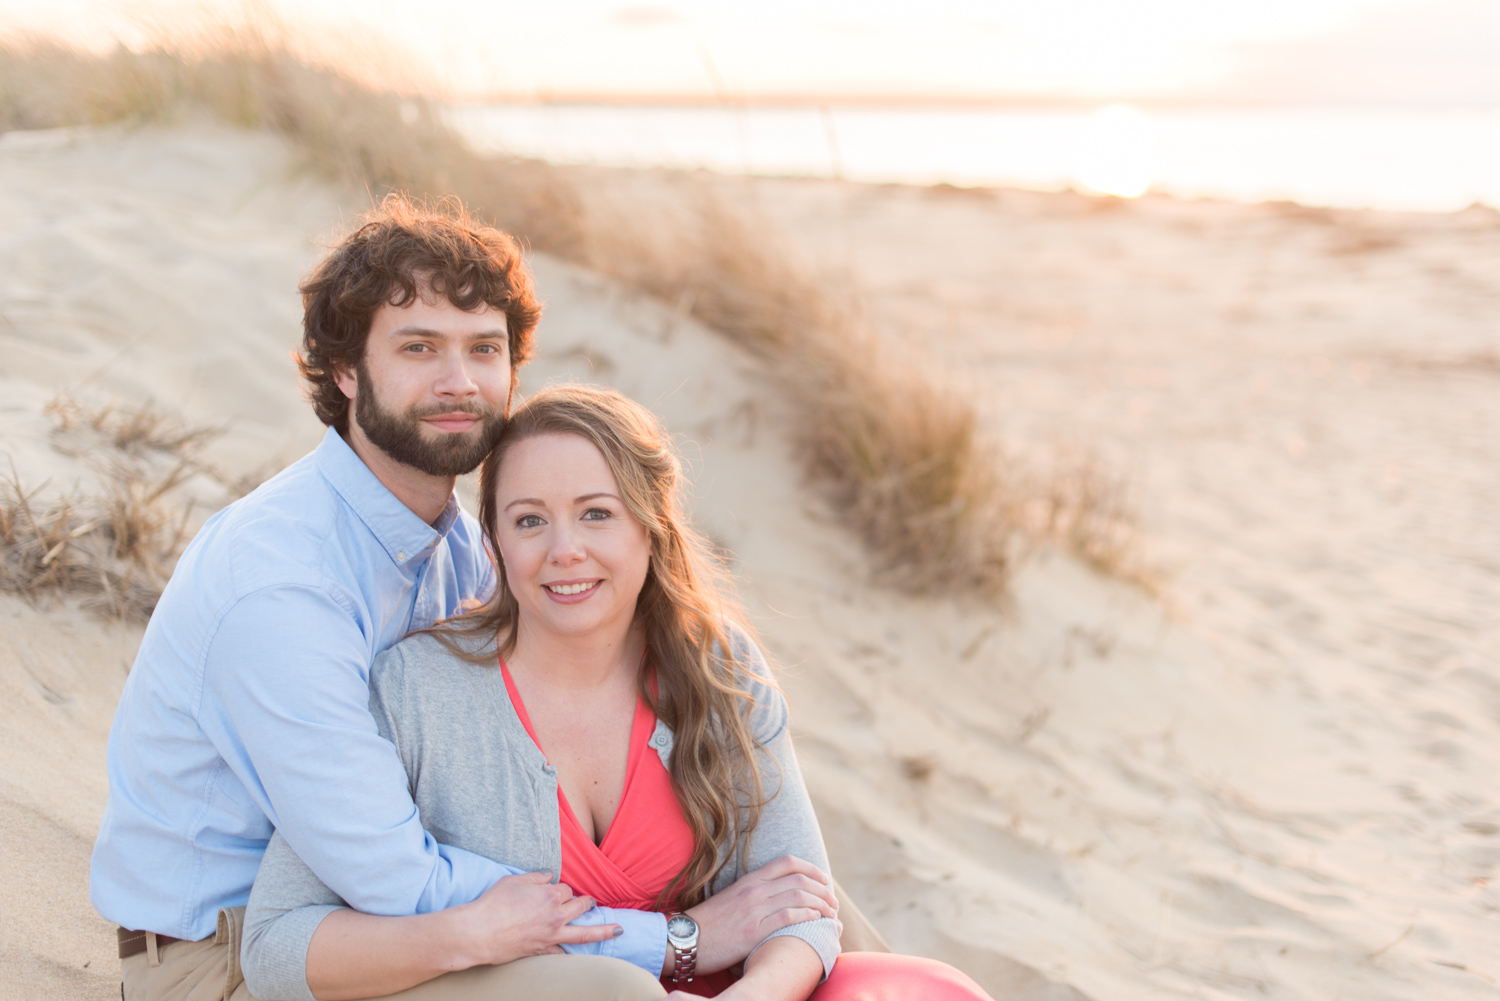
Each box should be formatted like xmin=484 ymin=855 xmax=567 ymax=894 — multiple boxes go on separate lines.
xmin=450 ymin=102 xmax=1500 ymax=214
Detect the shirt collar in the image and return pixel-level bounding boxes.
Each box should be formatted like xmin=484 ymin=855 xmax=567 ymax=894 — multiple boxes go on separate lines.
xmin=313 ymin=427 xmax=463 ymax=571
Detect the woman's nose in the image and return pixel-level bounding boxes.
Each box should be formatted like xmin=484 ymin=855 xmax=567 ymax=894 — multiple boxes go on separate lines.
xmin=548 ymin=524 xmax=586 ymax=564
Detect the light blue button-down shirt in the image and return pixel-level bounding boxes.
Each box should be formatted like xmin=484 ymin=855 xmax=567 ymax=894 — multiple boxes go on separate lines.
xmin=90 ymin=428 xmax=666 ymax=973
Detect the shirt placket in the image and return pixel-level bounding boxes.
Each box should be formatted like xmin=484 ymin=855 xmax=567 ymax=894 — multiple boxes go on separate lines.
xmin=406 ymin=534 xmax=444 ymax=631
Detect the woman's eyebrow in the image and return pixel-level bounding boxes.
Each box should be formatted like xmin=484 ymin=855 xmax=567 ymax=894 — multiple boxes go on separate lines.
xmin=503 ymin=492 xmax=619 ymax=512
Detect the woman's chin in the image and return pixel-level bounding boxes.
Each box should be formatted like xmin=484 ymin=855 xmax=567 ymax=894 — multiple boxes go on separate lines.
xmin=521 ymin=603 xmax=621 ymax=640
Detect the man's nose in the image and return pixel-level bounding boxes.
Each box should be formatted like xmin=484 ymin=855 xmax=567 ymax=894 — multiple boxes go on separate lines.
xmin=433 ymin=350 xmax=479 ymax=398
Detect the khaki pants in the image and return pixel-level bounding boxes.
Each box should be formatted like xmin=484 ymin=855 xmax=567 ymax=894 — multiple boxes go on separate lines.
xmin=121 ymin=906 xmax=666 ymax=1001
xmin=121 ymin=908 xmax=662 ymax=1001
xmin=123 ymin=881 xmax=888 ymax=1001
xmin=121 ymin=907 xmax=255 ymax=1001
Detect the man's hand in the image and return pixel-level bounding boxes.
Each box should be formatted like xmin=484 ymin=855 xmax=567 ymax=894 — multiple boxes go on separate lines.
xmin=307 ymin=872 xmax=624 ymax=999
xmin=453 ymin=871 xmax=621 ymax=967
xmin=679 ymin=855 xmax=838 ymax=975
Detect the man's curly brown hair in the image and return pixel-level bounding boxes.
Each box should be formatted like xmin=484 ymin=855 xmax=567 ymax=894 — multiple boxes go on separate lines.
xmin=297 ymin=195 xmax=541 ymax=435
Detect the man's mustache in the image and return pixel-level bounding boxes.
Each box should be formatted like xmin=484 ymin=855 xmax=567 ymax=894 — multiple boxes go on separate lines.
xmin=408 ymin=401 xmax=500 ymax=419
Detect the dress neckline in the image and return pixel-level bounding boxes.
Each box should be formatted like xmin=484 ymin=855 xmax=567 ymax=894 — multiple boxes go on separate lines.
xmin=498 ymin=656 xmax=654 ymax=851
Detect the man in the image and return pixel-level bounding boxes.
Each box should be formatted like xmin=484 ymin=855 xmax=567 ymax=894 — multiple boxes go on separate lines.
xmin=91 ymin=197 xmax=668 ymax=1000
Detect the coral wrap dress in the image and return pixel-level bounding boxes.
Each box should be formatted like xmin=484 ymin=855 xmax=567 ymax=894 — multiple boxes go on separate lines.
xmin=499 ymin=661 xmax=993 ymax=1000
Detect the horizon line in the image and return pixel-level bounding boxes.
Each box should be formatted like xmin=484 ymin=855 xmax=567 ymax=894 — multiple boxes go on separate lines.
xmin=451 ymin=91 xmax=1500 ymax=111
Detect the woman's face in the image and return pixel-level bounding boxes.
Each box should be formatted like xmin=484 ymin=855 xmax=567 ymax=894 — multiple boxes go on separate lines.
xmin=493 ymin=432 xmax=653 ymax=643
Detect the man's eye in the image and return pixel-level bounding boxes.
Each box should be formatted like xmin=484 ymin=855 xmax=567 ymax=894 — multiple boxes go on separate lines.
xmin=474 ymin=343 xmax=503 ymax=355
xmin=516 ymin=514 xmax=543 ymax=529
xmin=405 ymin=343 xmax=431 ymax=353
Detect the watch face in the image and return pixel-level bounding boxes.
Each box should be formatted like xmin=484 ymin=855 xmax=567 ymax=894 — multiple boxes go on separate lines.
xmin=667 ymin=915 xmax=697 ymax=939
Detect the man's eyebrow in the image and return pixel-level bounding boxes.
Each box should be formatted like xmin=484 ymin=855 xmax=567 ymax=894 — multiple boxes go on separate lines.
xmin=390 ymin=325 xmax=508 ymax=340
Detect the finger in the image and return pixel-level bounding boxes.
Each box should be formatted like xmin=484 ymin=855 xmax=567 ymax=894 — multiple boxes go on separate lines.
xmin=764 ymin=873 xmax=837 ymax=903
xmin=774 ymin=888 xmax=846 ymax=918
xmin=512 ymin=870 xmax=554 ymax=885
xmin=790 ymin=889 xmax=838 ymax=917
xmin=754 ymin=855 xmax=828 ymax=884
xmin=753 ymin=875 xmax=837 ymax=916
xmin=760 ymin=906 xmax=827 ymax=932
xmin=755 ymin=887 xmax=837 ymax=921
xmin=559 ymin=894 xmax=596 ymax=923
xmin=554 ymin=923 xmax=625 ymax=946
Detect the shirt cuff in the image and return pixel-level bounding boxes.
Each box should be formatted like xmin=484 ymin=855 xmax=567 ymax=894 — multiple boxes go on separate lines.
xmin=560 ymin=906 xmax=667 ymax=976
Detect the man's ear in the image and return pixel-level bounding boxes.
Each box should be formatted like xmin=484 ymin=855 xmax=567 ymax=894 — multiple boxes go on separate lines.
xmin=333 ymin=360 xmax=358 ymax=402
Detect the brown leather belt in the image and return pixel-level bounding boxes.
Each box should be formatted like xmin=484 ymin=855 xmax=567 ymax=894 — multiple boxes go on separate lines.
xmin=117 ymin=927 xmax=184 ymax=960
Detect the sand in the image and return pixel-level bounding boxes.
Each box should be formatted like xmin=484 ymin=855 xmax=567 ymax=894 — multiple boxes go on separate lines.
xmin=1 ymin=124 xmax=1497 ymax=1001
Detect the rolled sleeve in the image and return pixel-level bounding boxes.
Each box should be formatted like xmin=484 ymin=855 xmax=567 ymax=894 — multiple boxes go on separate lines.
xmin=761 ymin=918 xmax=843 ymax=979
xmin=589 ymin=907 xmax=667 ymax=975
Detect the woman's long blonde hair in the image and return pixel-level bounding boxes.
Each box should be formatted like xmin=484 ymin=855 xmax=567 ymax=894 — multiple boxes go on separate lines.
xmin=434 ymin=383 xmax=769 ymax=908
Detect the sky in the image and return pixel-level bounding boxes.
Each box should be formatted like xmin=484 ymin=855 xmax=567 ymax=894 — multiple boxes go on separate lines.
xmin=2 ymin=0 xmax=1496 ymax=103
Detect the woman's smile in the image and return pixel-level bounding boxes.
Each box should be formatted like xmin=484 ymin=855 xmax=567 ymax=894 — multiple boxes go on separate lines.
xmin=543 ymin=579 xmax=602 ymax=601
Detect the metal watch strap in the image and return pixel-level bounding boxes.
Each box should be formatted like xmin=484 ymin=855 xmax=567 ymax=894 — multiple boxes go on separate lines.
xmin=667 ymin=912 xmax=698 ymax=983
xmin=672 ymin=940 xmax=698 ymax=982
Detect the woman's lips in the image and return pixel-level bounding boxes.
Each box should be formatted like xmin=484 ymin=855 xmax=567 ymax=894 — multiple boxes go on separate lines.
xmin=543 ymin=579 xmax=601 ymax=604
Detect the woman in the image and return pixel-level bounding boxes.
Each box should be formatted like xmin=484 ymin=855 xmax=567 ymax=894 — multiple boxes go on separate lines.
xmin=242 ymin=385 xmax=992 ymax=1001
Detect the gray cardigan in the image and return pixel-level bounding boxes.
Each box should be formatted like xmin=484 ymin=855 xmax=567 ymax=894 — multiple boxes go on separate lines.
xmin=241 ymin=627 xmax=840 ymax=1000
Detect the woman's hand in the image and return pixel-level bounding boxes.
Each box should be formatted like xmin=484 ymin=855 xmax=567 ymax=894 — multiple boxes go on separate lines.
xmin=451 ymin=871 xmax=620 ymax=967
xmin=679 ymin=855 xmax=838 ymax=975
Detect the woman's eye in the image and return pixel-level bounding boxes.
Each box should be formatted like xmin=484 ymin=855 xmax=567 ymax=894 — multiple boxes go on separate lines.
xmin=582 ymin=508 xmax=611 ymax=521
xmin=516 ymin=514 xmax=543 ymax=529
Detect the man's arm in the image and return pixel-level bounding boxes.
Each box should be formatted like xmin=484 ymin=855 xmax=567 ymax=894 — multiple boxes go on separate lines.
xmin=199 ymin=585 xmax=495 ymax=914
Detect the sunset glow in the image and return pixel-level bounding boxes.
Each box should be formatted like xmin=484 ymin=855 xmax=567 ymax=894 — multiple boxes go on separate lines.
xmin=0 ymin=0 xmax=1478 ymax=104
xmin=1076 ymin=104 xmax=1155 ymax=198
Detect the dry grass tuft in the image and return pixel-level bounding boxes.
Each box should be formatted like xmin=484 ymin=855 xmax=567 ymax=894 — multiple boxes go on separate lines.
xmin=1 ymin=398 xmax=219 ymax=621
xmin=1 ymin=466 xmax=183 ymax=622
xmin=1013 ymin=450 xmax=1155 ymax=590
xmin=1 ymin=31 xmax=1147 ymax=602
xmin=45 ymin=396 xmax=220 ymax=456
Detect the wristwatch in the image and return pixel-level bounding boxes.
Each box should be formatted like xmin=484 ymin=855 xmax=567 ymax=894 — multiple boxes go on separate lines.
xmin=665 ymin=912 xmax=700 ymax=983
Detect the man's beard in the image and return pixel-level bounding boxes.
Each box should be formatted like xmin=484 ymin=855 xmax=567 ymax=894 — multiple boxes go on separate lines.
xmin=353 ymin=367 xmax=506 ymax=477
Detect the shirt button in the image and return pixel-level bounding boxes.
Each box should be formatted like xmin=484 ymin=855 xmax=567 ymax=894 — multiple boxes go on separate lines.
xmin=396 ymin=551 xmax=407 ymax=562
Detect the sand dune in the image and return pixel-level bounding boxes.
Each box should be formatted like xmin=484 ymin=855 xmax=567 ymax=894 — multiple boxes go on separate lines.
xmin=1 ymin=124 xmax=1497 ymax=1000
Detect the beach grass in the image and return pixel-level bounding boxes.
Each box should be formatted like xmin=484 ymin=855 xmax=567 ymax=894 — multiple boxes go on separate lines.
xmin=0 ymin=27 xmax=1144 ymax=606
xmin=0 ymin=398 xmax=223 ymax=621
